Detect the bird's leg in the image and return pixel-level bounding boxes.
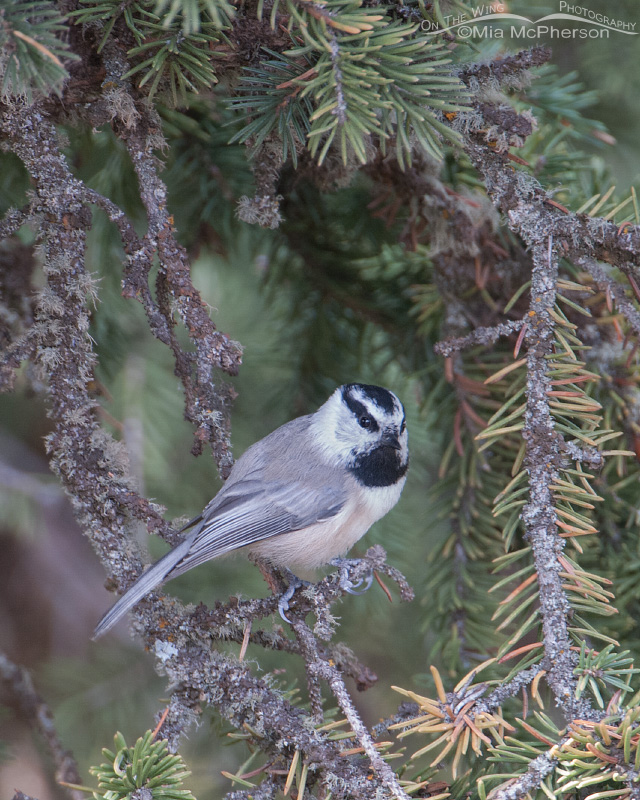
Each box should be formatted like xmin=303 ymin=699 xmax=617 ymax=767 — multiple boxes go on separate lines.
xmin=278 ymin=569 xmax=310 ymax=623
xmin=251 ymin=555 xmax=311 ymax=623
xmin=330 ymin=557 xmax=374 ymax=595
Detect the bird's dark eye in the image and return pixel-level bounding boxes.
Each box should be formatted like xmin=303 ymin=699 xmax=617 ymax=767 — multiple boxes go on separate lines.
xmin=359 ymin=415 xmax=373 ymax=429
xmin=400 ymin=418 xmax=406 ymax=434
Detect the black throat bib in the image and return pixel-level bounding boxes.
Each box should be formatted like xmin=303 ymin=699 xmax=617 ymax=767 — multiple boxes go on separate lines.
xmin=350 ymin=446 xmax=408 ymax=488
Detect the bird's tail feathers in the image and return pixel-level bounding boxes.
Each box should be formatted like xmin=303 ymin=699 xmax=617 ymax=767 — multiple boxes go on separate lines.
xmin=92 ymin=537 xmax=192 ymax=640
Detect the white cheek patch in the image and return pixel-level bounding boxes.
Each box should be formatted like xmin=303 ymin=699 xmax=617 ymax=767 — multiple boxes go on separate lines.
xmin=310 ymin=385 xmax=407 ymax=470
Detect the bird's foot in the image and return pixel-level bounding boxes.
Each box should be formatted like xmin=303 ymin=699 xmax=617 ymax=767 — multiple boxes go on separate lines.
xmin=278 ymin=570 xmax=310 ymax=623
xmin=330 ymin=557 xmax=374 ymax=596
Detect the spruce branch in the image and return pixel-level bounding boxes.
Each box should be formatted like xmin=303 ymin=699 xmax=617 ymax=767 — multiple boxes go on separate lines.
xmin=0 ymin=96 xmax=162 ymax=577
xmin=559 ymin=438 xmax=604 ymax=470
xmin=152 ymin=0 xmax=234 ymax=34
xmin=436 ymin=46 xmax=640 ymax=718
xmin=291 ymin=617 xmax=411 ymax=800
xmin=3 ymin=12 xmax=640 ymax=799
xmin=135 ymin=575 xmax=411 ymax=800
xmin=231 ymin=10 xmax=469 ymax=169
xmin=224 ymin=776 xmax=280 ymax=800
xmin=71 ymin=0 xmax=231 ymax=103
xmin=188 ymin=545 xmax=408 ymax=691
xmin=120 ymin=110 xmax=242 ymax=463
xmin=0 ymin=236 xmax=39 ymax=390
xmin=390 ymin=662 xmax=521 ymax=780
xmin=0 ymin=653 xmax=85 ymax=800
xmin=402 ymin=48 xmax=640 ymax=795
xmin=461 ymin=129 xmax=640 ymax=272
xmin=434 ymin=320 xmax=526 ymax=357
xmin=458 ymin=45 xmax=553 ymax=88
xmin=228 ymin=49 xmax=315 ymax=167
xmin=581 ymin=257 xmax=640 ymax=339
xmin=452 ymin=51 xmax=640 ymax=274
xmin=90 ymin=730 xmax=196 ymax=800
xmin=480 ymin=665 xmax=546 ymax=712
xmin=86 ymin=36 xmax=242 ymax=467
xmin=519 ymin=237 xmax=593 ymax=720
xmin=487 ymin=751 xmax=557 ymax=800
xmin=0 ymin=205 xmax=30 ymax=239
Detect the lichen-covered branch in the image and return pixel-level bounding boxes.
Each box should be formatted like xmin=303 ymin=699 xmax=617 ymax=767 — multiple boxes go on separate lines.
xmin=442 ymin=50 xmax=629 ymax=726
xmin=488 ymin=752 xmax=557 ymax=800
xmin=462 ymin=139 xmax=640 ymax=274
xmin=581 ymin=257 xmax=640 ymax=337
xmin=479 ymin=665 xmax=545 ymax=712
xmin=121 ymin=550 xmax=411 ymax=798
xmin=4 ymin=18 xmax=640 ymax=800
xmin=290 ymin=618 xmax=410 ymax=800
xmin=458 ymin=45 xmax=553 ymax=87
xmin=145 ymin=607 xmax=396 ymax=800
xmin=519 ymin=239 xmax=594 ymax=720
xmin=0 ymin=653 xmax=85 ymax=800
xmin=453 ymin=48 xmax=640 ymax=276
xmin=0 ymin=206 xmax=30 ymax=240
xmin=434 ymin=319 xmax=525 ymax=357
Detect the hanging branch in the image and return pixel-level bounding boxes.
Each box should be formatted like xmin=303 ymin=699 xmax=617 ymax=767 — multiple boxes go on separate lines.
xmin=96 ymin=37 xmax=243 ymax=466
xmin=0 ymin=653 xmax=85 ymax=800
xmin=520 ymin=237 xmax=595 ymax=721
xmin=291 ymin=618 xmax=411 ymax=800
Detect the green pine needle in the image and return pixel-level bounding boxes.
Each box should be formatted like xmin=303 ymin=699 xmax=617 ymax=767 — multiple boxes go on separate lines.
xmin=0 ymin=0 xmax=77 ymax=102
xmin=90 ymin=731 xmax=196 ymax=800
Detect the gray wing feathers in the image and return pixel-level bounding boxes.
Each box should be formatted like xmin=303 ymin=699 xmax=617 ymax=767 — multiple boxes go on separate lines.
xmin=92 ymin=476 xmax=346 ymax=639
xmin=167 ymin=482 xmax=345 ymax=578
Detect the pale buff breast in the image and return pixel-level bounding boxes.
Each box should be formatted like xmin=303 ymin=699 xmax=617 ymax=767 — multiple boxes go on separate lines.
xmin=248 ymin=478 xmax=406 ymax=571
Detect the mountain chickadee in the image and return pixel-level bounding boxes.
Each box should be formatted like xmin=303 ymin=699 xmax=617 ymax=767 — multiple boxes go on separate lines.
xmin=93 ymin=383 xmax=408 ymax=638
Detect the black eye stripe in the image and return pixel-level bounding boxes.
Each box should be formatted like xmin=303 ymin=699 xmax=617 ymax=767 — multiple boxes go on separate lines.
xmin=342 ymin=392 xmax=368 ymax=420
xmin=340 ymin=391 xmax=380 ymax=432
xmin=343 ymin=383 xmax=397 ymax=415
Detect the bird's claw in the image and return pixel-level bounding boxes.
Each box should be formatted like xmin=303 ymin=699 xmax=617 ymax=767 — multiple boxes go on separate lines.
xmin=330 ymin=557 xmax=374 ymax=595
xmin=278 ymin=571 xmax=309 ymax=623
xmin=278 ymin=559 xmax=374 ymax=621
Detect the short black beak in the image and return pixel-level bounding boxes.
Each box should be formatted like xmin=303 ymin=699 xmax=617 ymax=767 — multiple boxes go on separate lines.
xmin=380 ymin=431 xmax=402 ymax=450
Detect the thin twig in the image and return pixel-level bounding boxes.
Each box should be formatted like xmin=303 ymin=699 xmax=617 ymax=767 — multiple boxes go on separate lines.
xmin=581 ymin=257 xmax=640 ymax=337
xmin=0 ymin=206 xmax=30 ymax=239
xmin=479 ymin=666 xmax=545 ymax=713
xmin=291 ymin=619 xmax=411 ymax=800
xmin=0 ymin=654 xmax=85 ymax=800
xmin=434 ymin=319 xmax=526 ymax=356
xmin=488 ymin=751 xmax=557 ymax=800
